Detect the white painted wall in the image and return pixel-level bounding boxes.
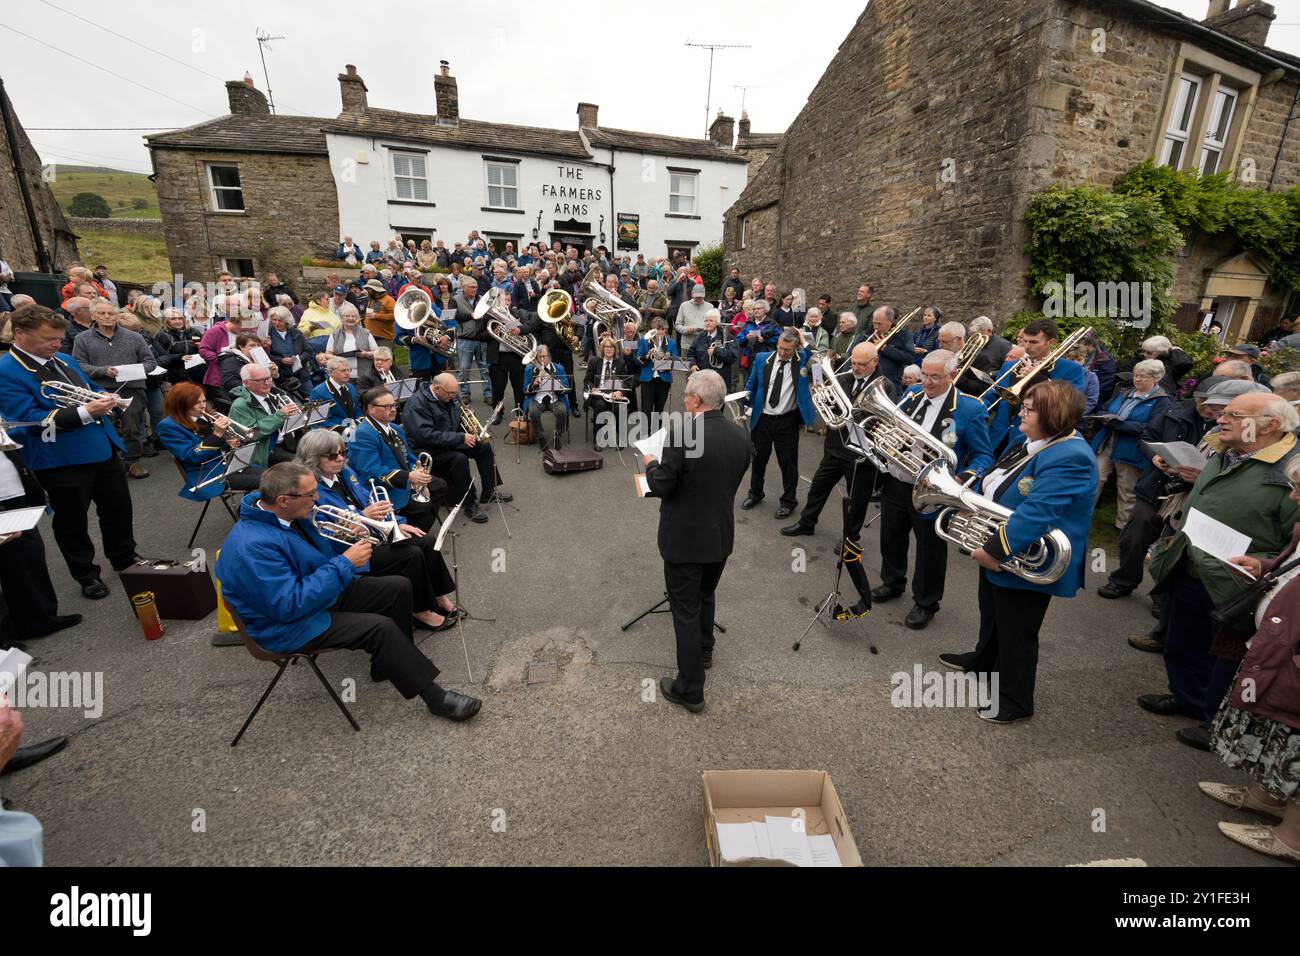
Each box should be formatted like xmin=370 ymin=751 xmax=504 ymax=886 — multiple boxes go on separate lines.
xmin=327 ymin=130 xmax=746 ymax=259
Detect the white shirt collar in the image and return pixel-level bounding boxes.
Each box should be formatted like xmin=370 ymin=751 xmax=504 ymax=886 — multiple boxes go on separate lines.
xmin=255 ymin=500 xmax=292 ymax=529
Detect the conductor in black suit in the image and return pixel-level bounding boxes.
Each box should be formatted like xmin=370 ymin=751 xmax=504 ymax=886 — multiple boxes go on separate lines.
xmin=642 ymin=370 xmax=752 ymax=713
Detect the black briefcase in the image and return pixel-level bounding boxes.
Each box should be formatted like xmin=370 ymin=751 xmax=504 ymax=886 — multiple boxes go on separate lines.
xmin=119 ymin=557 xmax=218 ymax=620
xmin=542 ymin=447 xmax=603 ymax=475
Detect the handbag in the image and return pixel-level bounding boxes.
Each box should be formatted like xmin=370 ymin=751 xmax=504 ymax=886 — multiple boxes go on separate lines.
xmin=1211 ymin=554 xmax=1300 ymax=635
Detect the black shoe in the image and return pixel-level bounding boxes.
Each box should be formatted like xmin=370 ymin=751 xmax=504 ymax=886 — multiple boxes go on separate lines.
xmin=465 ymin=504 xmax=489 ymax=524
xmin=1 ymin=736 xmax=68 ymax=776
xmin=741 ymin=493 xmax=763 ymax=510
xmin=27 ymin=614 xmax=82 ymax=638
xmin=939 ymin=652 xmax=974 ymax=671
xmin=978 ymin=708 xmax=1031 ymax=724
xmin=871 ymin=585 xmax=904 ymax=603
xmin=571 ymin=408 xmax=581 ymax=419
xmin=659 ymin=676 xmax=705 ymax=713
xmin=1138 ymin=693 xmax=1194 ymax=717
xmin=80 ymin=578 xmax=109 ymax=599
xmin=702 ymin=650 xmax=713 ymax=670
xmin=774 ymin=505 xmax=795 ymax=519
xmin=1097 ymin=583 xmax=1133 ymax=599
xmin=428 ymin=689 xmax=482 ymax=721
xmin=414 ymin=615 xmax=458 ymax=633
xmin=904 ymin=605 xmax=936 ymax=630
xmin=482 ymin=489 xmax=513 ymax=503
xmin=210 ymin=632 xmax=243 ymax=647
xmin=780 ymin=520 xmax=815 ymax=537
xmin=1176 ymin=725 xmax=1212 ymax=751
xmin=1128 ymin=633 xmax=1164 ymax=653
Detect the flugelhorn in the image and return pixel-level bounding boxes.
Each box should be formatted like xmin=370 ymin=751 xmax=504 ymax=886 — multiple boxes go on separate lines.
xmin=40 ymin=380 xmax=132 ymax=410
xmin=477 ymin=288 xmax=539 ymax=363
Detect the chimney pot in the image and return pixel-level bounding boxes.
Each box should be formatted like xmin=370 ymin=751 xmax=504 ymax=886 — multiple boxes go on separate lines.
xmin=440 ymin=60 xmax=450 ymax=77
xmin=338 ymin=64 xmax=369 ymax=114
xmin=435 ymin=63 xmax=459 ymax=125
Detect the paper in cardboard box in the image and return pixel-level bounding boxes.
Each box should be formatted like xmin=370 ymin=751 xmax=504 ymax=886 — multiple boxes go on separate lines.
xmin=702 ymin=769 xmax=863 ymax=867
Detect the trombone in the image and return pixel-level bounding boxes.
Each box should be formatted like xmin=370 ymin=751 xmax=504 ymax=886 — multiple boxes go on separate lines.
xmin=869 ymin=306 xmax=923 ymax=351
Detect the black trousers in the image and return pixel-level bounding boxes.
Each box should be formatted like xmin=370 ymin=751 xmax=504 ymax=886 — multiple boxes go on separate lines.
xmin=488 ymin=357 xmax=526 ymax=414
xmin=34 ymin=453 xmax=137 ymax=583
xmin=1110 ymin=497 xmax=1164 ymax=591
xmin=799 ymin=449 xmax=874 ymax=538
xmin=749 ymin=410 xmax=801 ymax=508
xmin=0 ymin=527 xmax=61 ymax=639
xmin=554 ymin=349 xmax=578 ymax=411
xmin=664 ymin=559 xmax=726 ymax=702
xmin=399 ymin=495 xmax=443 ymax=532
xmin=641 ymin=378 xmax=671 ymax=415
xmin=970 ymin=569 xmax=1052 ymax=719
xmin=879 ymin=475 xmax=948 ymax=610
xmin=427 ymin=443 xmax=497 ymax=507
xmin=1162 ymin=559 xmax=1234 ymax=722
xmin=528 ymin=400 xmax=568 ymax=448
xmin=369 ymin=536 xmax=454 ymax=612
xmin=304 ymin=576 xmax=437 ymax=699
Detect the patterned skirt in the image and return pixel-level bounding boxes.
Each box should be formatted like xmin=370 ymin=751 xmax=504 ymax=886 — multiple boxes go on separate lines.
xmin=1211 ymin=703 xmax=1300 ymax=803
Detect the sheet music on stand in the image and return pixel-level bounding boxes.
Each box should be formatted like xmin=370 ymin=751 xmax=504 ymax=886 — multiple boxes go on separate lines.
xmin=280 ymin=400 xmax=333 ymax=436
xmin=387 ymin=378 xmax=420 ymax=403
xmin=654 ymin=358 xmax=693 ymax=374
xmin=224 ymin=441 xmax=257 ymax=477
xmin=534 ymin=375 xmax=565 ymax=396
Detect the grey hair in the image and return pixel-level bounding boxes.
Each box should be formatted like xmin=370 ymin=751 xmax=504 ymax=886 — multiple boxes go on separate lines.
xmin=923 ymin=348 xmax=958 ymax=375
xmin=925 ymin=305 xmax=943 ymax=322
xmin=328 ymin=356 xmax=351 ymax=373
xmin=1217 ymin=359 xmax=1252 ymax=380
xmin=339 ymin=302 xmax=360 ymax=320
xmin=1133 ymin=359 xmax=1166 ymax=381
xmin=839 ymin=311 xmax=858 ymax=326
xmin=295 ymin=428 xmax=346 ymax=472
xmin=268 ymin=305 xmax=294 ymax=325
xmin=1285 ymin=454 xmax=1300 ymax=484
xmin=259 ymin=462 xmax=312 ymax=502
xmin=873 ymin=305 xmax=897 ymax=324
xmin=804 ymin=307 xmax=821 ymax=322
xmin=969 ymin=315 xmax=994 ymax=334
xmin=704 ymin=308 xmax=721 ymax=322
xmin=751 ymin=299 xmax=768 ymax=314
xmin=938 ymin=321 xmax=966 ymax=341
xmin=777 ymin=328 xmax=802 ymax=347
xmin=239 ymin=363 xmax=266 ymax=382
xmin=902 ymin=365 xmax=923 ymax=381
xmin=684 ymin=369 xmax=726 ymax=409
xmin=1142 ymin=335 xmax=1172 ymax=355
xmin=1271 ymin=371 xmax=1300 ymax=395
xmin=373 ymin=346 xmax=393 ymax=361
xmin=1260 ymin=394 xmax=1300 ymax=434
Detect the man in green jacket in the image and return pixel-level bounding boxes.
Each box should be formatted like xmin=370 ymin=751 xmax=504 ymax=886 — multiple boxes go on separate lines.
xmin=228 ymin=364 xmax=299 ymax=467
xmin=1142 ymin=391 xmax=1300 ymax=749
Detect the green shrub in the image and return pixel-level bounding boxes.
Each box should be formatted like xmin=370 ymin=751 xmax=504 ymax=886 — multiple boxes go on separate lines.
xmin=69 ymin=192 xmax=112 ymax=218
xmin=693 ymin=243 xmax=724 ymax=299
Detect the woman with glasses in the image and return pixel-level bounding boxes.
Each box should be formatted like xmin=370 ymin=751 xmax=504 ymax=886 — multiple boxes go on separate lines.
xmin=158 ymin=382 xmax=261 ymax=500
xmin=295 ymin=429 xmax=462 ymax=633
xmin=939 ymin=381 xmax=1098 ymax=723
xmin=1091 ymin=358 xmax=1171 ymax=530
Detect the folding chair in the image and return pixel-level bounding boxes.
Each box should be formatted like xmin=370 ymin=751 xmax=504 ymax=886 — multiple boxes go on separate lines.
xmin=173 ymin=458 xmax=241 ymax=548
xmin=227 ymin=608 xmax=360 ymax=747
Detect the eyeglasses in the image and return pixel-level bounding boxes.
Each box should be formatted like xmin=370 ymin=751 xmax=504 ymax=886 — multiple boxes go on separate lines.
xmin=1020 ymin=404 xmax=1037 ymax=414
xmin=1221 ymin=411 xmax=1265 ymax=421
xmin=321 ymin=451 xmax=348 ymax=460
xmin=282 ymin=491 xmax=319 ymax=499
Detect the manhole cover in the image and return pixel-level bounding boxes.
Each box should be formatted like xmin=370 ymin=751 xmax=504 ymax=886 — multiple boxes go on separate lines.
xmin=526 ymin=661 xmax=559 ymax=685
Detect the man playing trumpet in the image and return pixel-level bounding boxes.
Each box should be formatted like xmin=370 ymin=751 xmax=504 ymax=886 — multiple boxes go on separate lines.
xmin=349 ymin=386 xmax=444 ymax=532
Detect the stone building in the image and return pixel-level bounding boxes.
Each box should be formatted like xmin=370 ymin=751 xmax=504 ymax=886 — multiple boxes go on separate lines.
xmin=733 ymin=113 xmax=782 ymax=174
xmin=724 ymin=0 xmax=1300 ymax=341
xmin=146 ymin=77 xmax=338 ymax=288
xmin=0 ymin=78 xmax=78 ymax=277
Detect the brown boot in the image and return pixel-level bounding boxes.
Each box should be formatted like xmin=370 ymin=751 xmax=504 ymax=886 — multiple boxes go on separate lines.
xmin=128 ymin=462 xmax=150 ymax=479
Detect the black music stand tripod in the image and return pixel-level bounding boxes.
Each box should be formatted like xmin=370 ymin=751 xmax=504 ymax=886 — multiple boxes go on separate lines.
xmin=620 ymin=593 xmax=727 ymax=634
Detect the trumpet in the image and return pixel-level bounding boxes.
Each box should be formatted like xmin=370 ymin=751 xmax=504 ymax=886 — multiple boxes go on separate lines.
xmin=39 ymin=380 xmax=132 ymax=411
xmin=410 ymin=451 xmax=436 ymax=504
xmin=478 ymin=288 xmax=539 ymax=363
xmin=198 ymin=410 xmax=254 ymax=442
xmin=982 ymin=326 xmax=1092 ymax=415
xmin=311 ymin=504 xmax=394 ymax=547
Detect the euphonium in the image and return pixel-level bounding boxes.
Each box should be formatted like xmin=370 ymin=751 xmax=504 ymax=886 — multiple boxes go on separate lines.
xmin=809 ymin=354 xmax=857 ymax=430
xmin=538 ymin=288 xmax=580 ymax=351
xmin=580 ymin=267 xmax=639 ymax=343
xmin=911 ymin=459 xmax=1071 ymax=585
xmin=477 ymin=288 xmax=539 ymax=363
xmin=395 ymin=285 xmax=456 ymax=358
xmin=853 ymin=380 xmax=958 ymax=478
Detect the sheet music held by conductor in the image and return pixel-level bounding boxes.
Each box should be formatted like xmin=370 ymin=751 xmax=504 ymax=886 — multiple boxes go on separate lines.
xmin=632 ymin=427 xmax=668 ymax=463
xmin=0 ymin=506 xmax=45 ymax=535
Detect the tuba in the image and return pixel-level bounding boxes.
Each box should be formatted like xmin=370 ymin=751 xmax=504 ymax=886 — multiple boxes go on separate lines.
xmin=853 ymin=380 xmax=958 ymax=478
xmin=809 ymin=354 xmax=857 ymax=430
xmin=912 ymin=459 xmax=1071 ymax=585
xmin=538 ymin=288 xmax=580 ymax=352
xmin=580 ymin=267 xmax=640 ymax=344
xmin=477 ymin=288 xmax=539 ymax=363
xmin=395 ymin=286 xmax=456 ymax=358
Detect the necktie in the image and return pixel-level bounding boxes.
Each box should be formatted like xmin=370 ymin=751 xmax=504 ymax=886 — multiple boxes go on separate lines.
xmin=768 ymin=359 xmax=786 ymax=409
xmin=851 ymin=378 xmax=865 ymax=402
xmin=603 ymin=361 xmax=612 ymax=386
xmin=912 ymin=397 xmax=931 ymax=424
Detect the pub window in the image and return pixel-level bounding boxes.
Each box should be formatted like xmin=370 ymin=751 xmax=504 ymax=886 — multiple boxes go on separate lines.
xmin=392 ymin=151 xmax=429 ymax=201
xmin=669 ymin=172 xmax=697 ymax=215
xmin=207 ymin=163 xmax=244 ymax=212
xmin=1199 ymin=86 xmax=1237 ymax=175
xmin=485 ymin=161 xmax=519 ymax=209
xmin=1159 ymin=73 xmax=1200 ymax=170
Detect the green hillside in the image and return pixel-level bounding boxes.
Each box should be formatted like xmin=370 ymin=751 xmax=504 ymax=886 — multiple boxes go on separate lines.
xmin=49 ymin=166 xmax=160 ymax=219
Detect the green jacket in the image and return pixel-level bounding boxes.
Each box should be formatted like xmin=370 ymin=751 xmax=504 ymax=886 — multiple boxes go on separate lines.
xmin=1148 ymin=432 xmax=1300 ymax=606
xmin=227 ymin=386 xmax=286 ymax=468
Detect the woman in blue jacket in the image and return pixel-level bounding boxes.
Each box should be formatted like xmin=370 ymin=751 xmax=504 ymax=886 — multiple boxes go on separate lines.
xmin=157 ymin=382 xmax=261 ymax=501
xmin=911 ymin=306 xmax=942 ymax=358
xmin=938 ymin=381 xmax=1098 ymax=723
xmin=1090 ymin=359 xmax=1170 ymax=531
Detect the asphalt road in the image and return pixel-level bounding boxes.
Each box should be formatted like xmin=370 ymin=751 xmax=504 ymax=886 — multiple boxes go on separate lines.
xmin=3 ymin=381 xmax=1285 ymax=867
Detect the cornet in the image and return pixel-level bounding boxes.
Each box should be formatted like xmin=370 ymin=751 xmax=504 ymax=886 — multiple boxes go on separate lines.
xmin=311 ymin=505 xmax=393 ymax=547
xmin=198 ymin=410 xmax=254 ymax=442
xmin=410 ymin=451 xmax=436 ymax=504
xmin=40 ymin=380 xmax=132 ymax=410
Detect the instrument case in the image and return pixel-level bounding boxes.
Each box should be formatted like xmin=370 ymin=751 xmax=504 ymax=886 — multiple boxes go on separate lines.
xmin=542 ymin=448 xmax=603 ymax=475
xmin=119 ymin=558 xmax=218 ymax=620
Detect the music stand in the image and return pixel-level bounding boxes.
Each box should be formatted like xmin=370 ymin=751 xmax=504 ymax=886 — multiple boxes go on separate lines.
xmin=620 ymin=593 xmax=727 ymax=634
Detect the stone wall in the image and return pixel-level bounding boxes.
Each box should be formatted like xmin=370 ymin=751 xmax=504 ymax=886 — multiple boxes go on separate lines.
xmin=69 ymin=216 xmax=164 ymax=235
xmin=1239 ymin=74 xmax=1300 ymax=190
xmin=0 ymin=85 xmax=78 ymax=272
xmin=151 ymin=147 xmax=338 ymax=294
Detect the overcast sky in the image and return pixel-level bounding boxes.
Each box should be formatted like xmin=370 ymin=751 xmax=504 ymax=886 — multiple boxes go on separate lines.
xmin=3 ymin=0 xmax=1298 ymax=177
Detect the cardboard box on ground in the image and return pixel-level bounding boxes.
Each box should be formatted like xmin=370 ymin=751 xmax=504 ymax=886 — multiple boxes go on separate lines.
xmin=703 ymin=770 xmax=862 ymax=867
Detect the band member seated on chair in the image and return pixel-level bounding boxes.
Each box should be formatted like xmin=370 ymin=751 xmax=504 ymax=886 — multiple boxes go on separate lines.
xmin=356 ymin=347 xmax=407 ymax=393
xmin=524 ymin=345 xmax=571 ymax=452
xmin=310 ymin=357 xmax=360 ymax=428
xmin=781 ymin=340 xmax=893 ymax=542
xmin=214 ymin=464 xmax=481 ymax=722
xmin=404 ymin=372 xmax=511 ymax=524
xmin=585 ymin=336 xmax=632 ymax=449
xmin=635 ymin=318 xmax=680 ymax=416
xmin=872 ymin=349 xmax=994 ymax=630
xmin=227 ymin=364 xmax=299 ymax=468
xmin=158 ymin=382 xmax=261 ymax=499
xmin=348 ymin=386 xmax=444 ymax=531
xmin=0 ymin=304 xmax=139 ymax=599
xmin=742 ymin=328 xmax=814 ymax=520
xmin=295 ymin=430 xmax=460 ymax=632
xmin=617 ymin=321 xmax=642 ymax=413
xmin=688 ymin=309 xmax=738 ymax=391
xmin=940 ymin=381 xmax=1098 ymax=723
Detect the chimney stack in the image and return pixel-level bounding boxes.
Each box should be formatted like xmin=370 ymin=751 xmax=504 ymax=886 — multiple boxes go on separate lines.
xmin=709 ymin=109 xmax=735 ymax=148
xmin=737 ymin=111 xmax=751 ymax=140
xmin=435 ymin=60 xmax=459 ymax=125
xmin=577 ymin=102 xmax=600 ymax=129
xmin=1204 ymin=0 xmax=1276 ymax=45
xmin=226 ymin=78 xmax=270 ymax=116
xmin=338 ymin=64 xmax=369 ymax=114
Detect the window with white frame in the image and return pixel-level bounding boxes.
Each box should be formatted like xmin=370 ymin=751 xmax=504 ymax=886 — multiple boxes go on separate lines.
xmin=669 ymin=171 xmax=697 ymax=215
xmin=485 ymin=161 xmax=518 ymax=209
xmin=207 ymin=163 xmax=244 ymax=211
xmin=220 ymin=257 xmax=255 ymax=278
xmin=392 ymin=151 xmax=428 ymax=201
xmin=1199 ymin=86 xmax=1238 ymax=175
xmin=740 ymin=214 xmax=747 ymax=249
xmin=1159 ymin=73 xmax=1200 ymax=170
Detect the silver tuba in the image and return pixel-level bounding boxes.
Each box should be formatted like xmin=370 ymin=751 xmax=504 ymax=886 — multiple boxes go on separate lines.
xmin=477 ymin=288 xmax=539 ymax=363
xmin=580 ymin=267 xmax=640 ymax=344
xmin=912 ymin=460 xmax=1071 ymax=585
xmin=854 ymin=380 xmax=957 ymax=479
xmin=809 ymin=354 xmax=857 ymax=430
